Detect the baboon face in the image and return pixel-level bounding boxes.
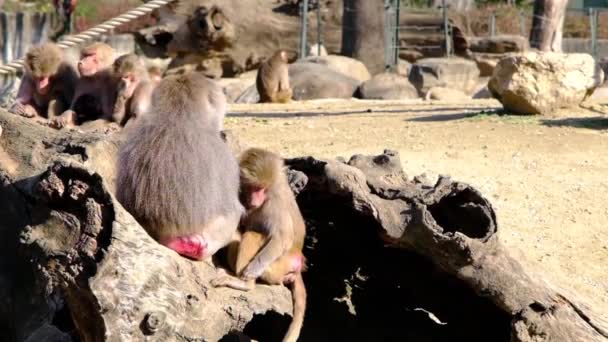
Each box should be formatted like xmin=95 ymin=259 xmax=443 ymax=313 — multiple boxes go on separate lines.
xmin=34 ymin=76 xmax=51 ymax=94
xmin=78 ymin=52 xmax=100 ymax=77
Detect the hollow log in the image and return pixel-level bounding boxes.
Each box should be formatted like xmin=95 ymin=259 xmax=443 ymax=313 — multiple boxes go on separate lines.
xmin=287 ymin=151 xmax=608 ymax=341
xmin=1 ymin=109 xmax=607 ymax=341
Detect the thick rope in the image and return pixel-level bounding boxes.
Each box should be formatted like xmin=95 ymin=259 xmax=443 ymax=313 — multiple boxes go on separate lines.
xmin=0 ymin=0 xmax=177 ymax=75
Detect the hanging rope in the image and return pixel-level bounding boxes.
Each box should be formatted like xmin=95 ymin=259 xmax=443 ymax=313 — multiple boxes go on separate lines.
xmin=0 ymin=0 xmax=177 ymax=75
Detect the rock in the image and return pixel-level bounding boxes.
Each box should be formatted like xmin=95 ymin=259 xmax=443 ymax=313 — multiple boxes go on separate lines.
xmin=472 ymin=77 xmax=492 ymax=99
xmin=590 ymin=85 xmax=608 ymax=100
xmin=302 ymin=55 xmax=371 ymax=83
xmin=218 ymin=77 xmax=255 ymax=103
xmin=399 ymin=50 xmax=425 ymax=63
xmin=236 ymin=62 xmax=360 ymax=103
xmin=469 ymin=35 xmax=529 ymax=54
xmin=396 ymin=59 xmax=411 ymax=77
xmin=599 ymin=57 xmax=608 ymax=84
xmin=357 ymin=73 xmax=419 ymax=100
xmin=100 ymin=33 xmax=137 ymax=56
xmin=307 ymin=43 xmax=328 ymax=57
xmin=234 ymin=85 xmax=260 ymax=104
xmin=409 ymin=57 xmax=480 ymax=95
xmin=472 ymin=53 xmax=508 ymax=77
xmin=488 ymin=52 xmax=605 ymax=114
xmin=424 ymin=87 xmax=471 ymax=101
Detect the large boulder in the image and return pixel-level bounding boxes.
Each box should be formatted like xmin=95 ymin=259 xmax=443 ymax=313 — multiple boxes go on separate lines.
xmin=409 ymin=57 xmax=480 ymax=95
xmin=469 ymin=35 xmax=529 ymax=54
xmin=472 ymin=77 xmax=492 ymax=99
xmin=488 ymin=52 xmax=605 ymax=114
xmin=302 ymin=55 xmax=372 ymax=83
xmin=235 ymin=62 xmax=360 ymax=103
xmin=357 ymin=73 xmax=419 ymax=100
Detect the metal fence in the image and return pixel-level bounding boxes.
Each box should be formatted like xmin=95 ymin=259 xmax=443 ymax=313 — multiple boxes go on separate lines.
xmin=384 ymin=0 xmax=452 ymax=71
xmin=296 ymin=1 xmax=608 ymax=72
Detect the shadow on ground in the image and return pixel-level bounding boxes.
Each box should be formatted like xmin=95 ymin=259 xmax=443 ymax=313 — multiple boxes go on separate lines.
xmin=227 ymin=106 xmax=501 ymax=119
xmin=541 ymin=116 xmax=608 ymax=130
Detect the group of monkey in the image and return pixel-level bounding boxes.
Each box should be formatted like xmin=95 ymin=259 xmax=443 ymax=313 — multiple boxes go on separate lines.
xmin=9 ymin=40 xmax=292 ymax=129
xmin=8 ymin=42 xmax=304 ymax=342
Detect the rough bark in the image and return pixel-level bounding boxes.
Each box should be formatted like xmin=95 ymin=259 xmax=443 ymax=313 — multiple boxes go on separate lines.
xmin=529 ymin=0 xmax=568 ymax=52
xmin=137 ymin=0 xmax=345 ymax=76
xmin=286 ymin=151 xmax=608 ymax=342
xmin=1 ymin=108 xmax=607 ymax=341
xmin=341 ymin=0 xmax=386 ymax=75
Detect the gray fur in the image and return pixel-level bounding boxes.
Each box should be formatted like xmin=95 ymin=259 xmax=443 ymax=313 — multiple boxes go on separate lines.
xmin=116 ymin=72 xmax=243 ymax=240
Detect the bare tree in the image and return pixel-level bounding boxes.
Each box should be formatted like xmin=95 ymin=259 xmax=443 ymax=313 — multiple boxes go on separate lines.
xmin=341 ymin=0 xmax=386 ymax=75
xmin=529 ymin=0 xmax=568 ymax=52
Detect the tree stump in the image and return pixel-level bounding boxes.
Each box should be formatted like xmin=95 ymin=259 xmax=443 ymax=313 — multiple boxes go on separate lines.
xmin=1 ymin=109 xmax=607 ymax=341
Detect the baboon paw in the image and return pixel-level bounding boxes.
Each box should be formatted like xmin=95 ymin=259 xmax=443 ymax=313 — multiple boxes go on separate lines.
xmin=210 ymin=275 xmax=232 ymax=287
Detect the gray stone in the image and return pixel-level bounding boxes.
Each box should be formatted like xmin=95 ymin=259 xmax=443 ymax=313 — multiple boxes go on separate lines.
xmin=409 ymin=57 xmax=480 ymax=95
xmin=302 ymin=55 xmax=371 ymax=82
xmin=358 ymin=73 xmax=419 ymax=100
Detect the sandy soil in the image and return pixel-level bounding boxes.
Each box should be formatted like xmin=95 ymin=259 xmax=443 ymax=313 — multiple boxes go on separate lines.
xmin=225 ymin=98 xmax=608 ymax=312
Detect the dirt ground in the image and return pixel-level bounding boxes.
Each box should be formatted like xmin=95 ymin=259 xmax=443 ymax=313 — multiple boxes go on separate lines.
xmin=226 ymin=98 xmax=608 ymax=313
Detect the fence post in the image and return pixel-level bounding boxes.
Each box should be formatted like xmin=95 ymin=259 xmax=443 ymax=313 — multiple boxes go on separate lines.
xmin=589 ymin=8 xmax=598 ymax=59
xmin=519 ymin=11 xmax=526 ymax=37
xmin=316 ymin=2 xmax=322 ymax=56
xmin=384 ymin=0 xmax=393 ymax=71
xmin=299 ymin=0 xmax=309 ymax=59
xmin=441 ymin=0 xmax=451 ymax=57
xmin=393 ymin=0 xmax=400 ymax=68
xmin=489 ymin=11 xmax=496 ymax=37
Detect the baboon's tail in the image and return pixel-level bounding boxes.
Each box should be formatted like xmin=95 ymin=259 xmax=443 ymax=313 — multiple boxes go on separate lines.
xmin=282 ymin=273 xmax=306 ymax=342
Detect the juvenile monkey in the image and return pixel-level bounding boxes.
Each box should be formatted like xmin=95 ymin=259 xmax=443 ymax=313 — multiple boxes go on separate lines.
xmin=10 ymin=43 xmax=78 ymax=120
xmin=256 ymin=50 xmax=293 ymax=103
xmin=111 ymin=54 xmax=155 ymax=127
xmin=147 ymin=65 xmax=163 ymax=85
xmin=212 ymin=148 xmax=307 ymax=342
xmin=116 ymin=73 xmax=243 ymax=261
xmin=51 ymin=42 xmax=116 ymax=128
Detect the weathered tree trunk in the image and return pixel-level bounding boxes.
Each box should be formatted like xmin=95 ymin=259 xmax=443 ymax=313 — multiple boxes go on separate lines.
xmin=1 ymin=108 xmax=607 ymax=341
xmin=287 ymin=151 xmax=608 ymax=341
xmin=341 ymin=0 xmax=386 ymax=75
xmin=0 ymin=110 xmax=291 ymax=341
xmin=529 ymin=0 xmax=568 ymax=52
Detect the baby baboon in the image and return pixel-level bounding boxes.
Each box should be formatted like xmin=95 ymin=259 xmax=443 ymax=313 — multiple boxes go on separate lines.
xmin=51 ymin=42 xmax=117 ymax=128
xmin=147 ymin=65 xmax=163 ymax=85
xmin=10 ymin=43 xmax=78 ymax=120
xmin=111 ymin=54 xmax=156 ymax=127
xmin=212 ymin=148 xmax=307 ymax=342
xmin=256 ymin=50 xmax=293 ymax=103
xmin=116 ymin=72 xmax=242 ymax=260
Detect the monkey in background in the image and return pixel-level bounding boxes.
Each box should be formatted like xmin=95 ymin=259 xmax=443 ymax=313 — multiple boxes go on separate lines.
xmin=50 ymin=42 xmax=117 ymax=128
xmin=212 ymin=148 xmax=307 ymax=342
xmin=111 ymin=54 xmax=156 ymax=127
xmin=10 ymin=43 xmax=78 ymax=121
xmin=116 ymin=72 xmax=243 ymax=261
xmin=256 ymin=50 xmax=293 ymax=103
